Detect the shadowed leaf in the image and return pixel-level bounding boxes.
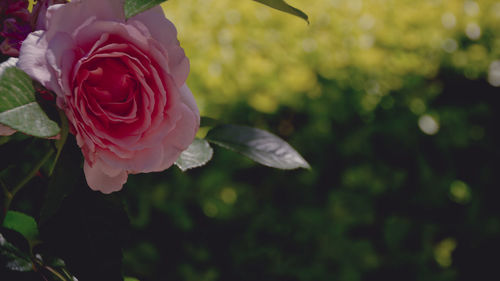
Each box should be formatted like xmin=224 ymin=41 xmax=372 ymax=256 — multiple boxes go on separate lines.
xmin=0 ymin=233 xmax=32 ymax=272
xmin=0 ymin=59 xmax=59 ymax=138
xmin=2 ymin=211 xmax=38 ymax=243
xmin=253 ymin=0 xmax=309 ymax=23
xmin=124 ymin=0 xmax=166 ymax=18
xmin=175 ymin=138 xmax=213 ymax=171
xmin=206 ymin=124 xmax=310 ymax=169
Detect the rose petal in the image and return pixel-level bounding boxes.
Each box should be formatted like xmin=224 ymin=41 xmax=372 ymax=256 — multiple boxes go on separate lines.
xmin=46 ymin=31 xmax=76 ymax=96
xmin=17 ymin=30 xmax=52 ymax=88
xmin=154 ymin=103 xmax=199 ymax=172
xmin=179 ymin=84 xmax=200 ymax=125
xmin=129 ymin=6 xmax=189 ymax=86
xmin=45 ymin=0 xmax=124 ymax=40
xmin=84 ymin=159 xmax=128 ymax=193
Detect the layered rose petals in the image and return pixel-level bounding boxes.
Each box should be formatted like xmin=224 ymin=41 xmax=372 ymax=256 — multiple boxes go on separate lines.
xmin=18 ymin=0 xmax=199 ymax=193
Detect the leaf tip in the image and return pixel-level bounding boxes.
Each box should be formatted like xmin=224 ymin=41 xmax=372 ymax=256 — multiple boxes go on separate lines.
xmin=301 ymin=160 xmax=311 ymax=170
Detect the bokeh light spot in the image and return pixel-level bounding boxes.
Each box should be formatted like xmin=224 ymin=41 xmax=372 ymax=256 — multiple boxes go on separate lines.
xmin=418 ymin=114 xmax=439 ymax=135
xmin=203 ymin=202 xmax=218 ymax=218
xmin=465 ymin=23 xmax=481 ymax=40
xmin=302 ymin=38 xmax=318 ymax=53
xmin=409 ymin=99 xmax=426 ymax=115
xmin=220 ymin=187 xmax=237 ymax=204
xmin=359 ymin=14 xmax=376 ymax=30
xmin=488 ymin=60 xmax=500 ymax=86
xmin=225 ymin=10 xmax=241 ymax=25
xmin=442 ymin=38 xmax=458 ymax=53
xmin=464 ymin=1 xmax=480 ymax=16
xmin=450 ymin=180 xmax=471 ymax=204
xmin=441 ymin=12 xmax=456 ymax=29
xmin=434 ymin=238 xmax=457 ymax=267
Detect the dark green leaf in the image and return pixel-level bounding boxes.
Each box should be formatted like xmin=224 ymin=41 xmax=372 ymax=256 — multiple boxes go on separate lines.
xmin=124 ymin=0 xmax=166 ymax=19
xmin=253 ymin=0 xmax=309 ymax=23
xmin=0 ymin=59 xmax=60 ymax=138
xmin=0 ymin=233 xmax=32 ymax=272
xmin=125 ymin=277 xmax=140 ymax=281
xmin=2 ymin=211 xmax=39 ymax=243
xmin=206 ymin=124 xmax=310 ymax=169
xmin=175 ymin=138 xmax=213 ymax=171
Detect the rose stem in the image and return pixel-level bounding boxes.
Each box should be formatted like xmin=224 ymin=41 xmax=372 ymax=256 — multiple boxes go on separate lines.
xmin=2 ymin=148 xmax=54 ymax=223
xmin=48 ymin=109 xmax=69 ymax=176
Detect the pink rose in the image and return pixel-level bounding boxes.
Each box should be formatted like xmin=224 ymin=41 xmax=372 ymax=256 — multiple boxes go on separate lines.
xmin=18 ymin=0 xmax=199 ymax=193
xmin=0 ymin=0 xmax=31 ymax=56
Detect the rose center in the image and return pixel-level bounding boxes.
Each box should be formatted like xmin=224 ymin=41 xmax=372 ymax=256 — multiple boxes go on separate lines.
xmin=85 ymin=58 xmax=136 ymax=103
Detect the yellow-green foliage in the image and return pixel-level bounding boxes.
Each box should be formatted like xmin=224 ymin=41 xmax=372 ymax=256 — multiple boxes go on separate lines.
xmin=161 ymin=0 xmax=498 ymax=114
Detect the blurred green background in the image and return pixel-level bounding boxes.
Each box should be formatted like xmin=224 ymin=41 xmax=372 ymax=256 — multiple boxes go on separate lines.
xmin=119 ymin=0 xmax=500 ymax=280
xmin=12 ymin=0 xmax=500 ymax=280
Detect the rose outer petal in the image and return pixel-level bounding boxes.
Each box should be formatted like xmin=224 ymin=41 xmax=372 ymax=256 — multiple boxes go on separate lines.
xmin=44 ymin=0 xmax=124 ymax=40
xmin=84 ymin=159 xmax=128 ymax=194
xmin=179 ymin=84 xmax=200 ymax=123
xmin=129 ymin=6 xmax=189 ymax=87
xmin=17 ymin=30 xmax=52 ymax=89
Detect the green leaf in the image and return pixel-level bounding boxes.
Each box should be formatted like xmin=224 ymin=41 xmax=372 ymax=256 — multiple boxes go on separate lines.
xmin=0 ymin=103 xmax=60 ymax=138
xmin=206 ymin=124 xmax=310 ymax=169
xmin=0 ymin=233 xmax=33 ymax=272
xmin=253 ymin=0 xmax=309 ymax=23
xmin=0 ymin=59 xmax=60 ymax=138
xmin=175 ymin=138 xmax=213 ymax=171
xmin=124 ymin=0 xmax=166 ymax=19
xmin=2 ymin=211 xmax=38 ymax=243
xmin=125 ymin=277 xmax=140 ymax=281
